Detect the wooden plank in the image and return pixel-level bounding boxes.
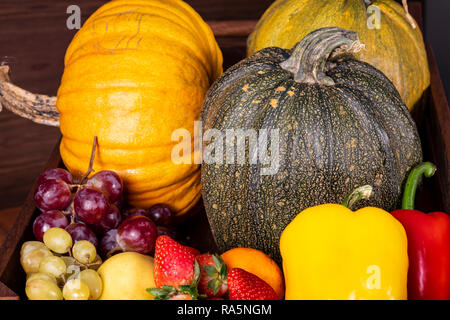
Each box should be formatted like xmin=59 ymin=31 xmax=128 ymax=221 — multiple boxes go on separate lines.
xmin=425 ymin=45 xmax=450 ymax=212
xmin=209 ymin=1 xmax=422 ymax=38
xmin=0 ymin=207 xmax=20 ymax=246
xmin=0 ymin=141 xmax=61 ymax=298
xmin=209 ymin=20 xmax=257 ymax=37
xmin=408 ymin=1 xmax=423 ymax=30
xmin=0 ymin=111 xmax=59 ymax=210
xmin=189 ymin=0 xmax=274 ymax=20
xmin=0 ymin=0 xmax=70 ymax=210
xmin=0 ymin=281 xmax=19 ymax=300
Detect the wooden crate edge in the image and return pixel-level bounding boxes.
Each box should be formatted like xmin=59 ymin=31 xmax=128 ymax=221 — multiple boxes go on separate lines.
xmin=0 ymin=136 xmax=62 ymax=296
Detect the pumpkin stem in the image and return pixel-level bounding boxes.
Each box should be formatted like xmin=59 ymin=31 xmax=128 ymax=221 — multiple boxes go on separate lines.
xmin=402 ymin=162 xmax=436 ymax=210
xmin=280 ymin=27 xmax=365 ymax=86
xmin=402 ymin=0 xmax=417 ymax=29
xmin=0 ymin=64 xmax=59 ymax=126
xmin=341 ymin=185 xmax=373 ymax=210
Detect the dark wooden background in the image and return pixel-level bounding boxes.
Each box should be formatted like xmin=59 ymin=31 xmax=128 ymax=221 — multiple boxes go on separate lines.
xmin=0 ymin=0 xmax=447 ymax=244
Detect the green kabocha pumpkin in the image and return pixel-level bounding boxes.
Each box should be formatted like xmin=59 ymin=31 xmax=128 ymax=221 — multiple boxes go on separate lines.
xmin=201 ymin=27 xmax=422 ymax=262
xmin=247 ymin=0 xmax=430 ymax=112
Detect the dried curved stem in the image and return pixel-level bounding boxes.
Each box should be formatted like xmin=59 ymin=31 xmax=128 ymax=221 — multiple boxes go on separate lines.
xmin=280 ymin=27 xmax=363 ymax=86
xmin=0 ymin=65 xmax=59 ymax=126
xmin=402 ymin=0 xmax=416 ymax=29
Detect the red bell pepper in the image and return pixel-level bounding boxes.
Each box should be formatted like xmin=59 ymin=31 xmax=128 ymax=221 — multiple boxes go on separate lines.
xmin=391 ymin=162 xmax=450 ymax=300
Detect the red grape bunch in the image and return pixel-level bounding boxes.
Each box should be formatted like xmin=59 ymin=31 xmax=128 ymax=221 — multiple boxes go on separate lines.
xmin=33 ymin=167 xmax=123 ymax=247
xmin=100 ymin=204 xmax=176 ymax=258
xmin=33 ymin=137 xmax=178 ymax=261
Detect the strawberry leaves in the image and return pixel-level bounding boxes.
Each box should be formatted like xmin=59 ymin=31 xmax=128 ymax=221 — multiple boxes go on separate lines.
xmin=206 ymin=255 xmax=227 ymax=295
xmin=149 ymin=236 xmax=206 ymax=300
xmin=196 ymin=253 xmax=228 ymax=297
xmin=148 ymin=285 xmax=177 ymax=300
xmin=194 ymin=259 xmax=201 ymax=284
xmin=148 ymin=261 xmax=205 ymax=300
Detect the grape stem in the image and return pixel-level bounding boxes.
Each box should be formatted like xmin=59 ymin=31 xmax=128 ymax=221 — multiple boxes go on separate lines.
xmin=66 ymin=247 xmax=102 ymax=270
xmin=62 ymin=136 xmax=99 ymax=224
xmin=79 ymin=136 xmax=98 ymax=184
xmin=73 ymin=259 xmax=102 ymax=269
xmin=62 ymin=207 xmax=76 ymax=224
xmin=106 ymin=245 xmax=123 ymax=258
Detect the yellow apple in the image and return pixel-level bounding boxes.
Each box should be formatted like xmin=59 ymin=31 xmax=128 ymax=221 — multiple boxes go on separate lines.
xmin=98 ymin=252 xmax=156 ymax=300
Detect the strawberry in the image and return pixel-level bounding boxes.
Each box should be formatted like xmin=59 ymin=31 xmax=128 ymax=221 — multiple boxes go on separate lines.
xmin=184 ymin=245 xmax=200 ymax=257
xmin=227 ymin=268 xmax=279 ymax=300
xmin=170 ymin=293 xmax=194 ymax=300
xmin=148 ymin=285 xmax=199 ymax=300
xmin=150 ymin=235 xmax=202 ymax=299
xmin=196 ymin=254 xmax=228 ymax=298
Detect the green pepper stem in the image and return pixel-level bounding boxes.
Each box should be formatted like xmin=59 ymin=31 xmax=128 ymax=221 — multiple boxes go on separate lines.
xmin=342 ymin=185 xmax=373 ymax=210
xmin=402 ymin=162 xmax=436 ymax=210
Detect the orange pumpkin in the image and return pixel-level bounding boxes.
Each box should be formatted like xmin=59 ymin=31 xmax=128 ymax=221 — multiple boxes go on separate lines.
xmin=0 ymin=0 xmax=222 ymax=217
xmin=56 ymin=0 xmax=222 ymax=216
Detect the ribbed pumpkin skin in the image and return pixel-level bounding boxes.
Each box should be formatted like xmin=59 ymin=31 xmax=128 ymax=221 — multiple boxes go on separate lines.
xmin=57 ymin=0 xmax=222 ymax=215
xmin=247 ymin=0 xmax=430 ymax=111
xmin=201 ymin=41 xmax=422 ymax=262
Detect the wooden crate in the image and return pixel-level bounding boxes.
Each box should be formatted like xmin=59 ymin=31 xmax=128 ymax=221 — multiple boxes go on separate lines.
xmin=1 ymin=0 xmax=449 ymax=300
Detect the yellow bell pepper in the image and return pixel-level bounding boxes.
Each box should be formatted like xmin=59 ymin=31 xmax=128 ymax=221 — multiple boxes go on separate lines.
xmin=280 ymin=186 xmax=408 ymax=300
